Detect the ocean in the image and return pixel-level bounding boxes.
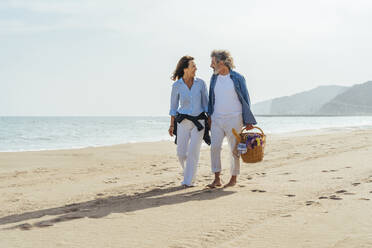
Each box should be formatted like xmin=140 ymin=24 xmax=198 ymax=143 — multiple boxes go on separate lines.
xmin=1 ymin=116 xmax=372 ymax=152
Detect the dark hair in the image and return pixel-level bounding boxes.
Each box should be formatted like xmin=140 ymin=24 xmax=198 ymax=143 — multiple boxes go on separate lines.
xmin=171 ymin=56 xmax=194 ymax=81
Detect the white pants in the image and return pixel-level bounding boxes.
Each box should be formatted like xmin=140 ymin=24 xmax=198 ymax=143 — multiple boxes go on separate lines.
xmin=210 ymin=115 xmax=243 ymax=176
xmin=176 ymin=119 xmax=204 ymax=186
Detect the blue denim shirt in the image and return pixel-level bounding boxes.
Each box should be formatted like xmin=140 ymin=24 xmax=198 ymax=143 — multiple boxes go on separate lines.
xmin=208 ymin=70 xmax=257 ymax=125
xmin=169 ymin=77 xmax=209 ymax=117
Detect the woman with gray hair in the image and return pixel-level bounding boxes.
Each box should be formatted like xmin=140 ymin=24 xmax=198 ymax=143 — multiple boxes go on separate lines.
xmin=207 ymin=50 xmax=257 ymax=188
xmin=169 ymin=56 xmax=210 ymax=187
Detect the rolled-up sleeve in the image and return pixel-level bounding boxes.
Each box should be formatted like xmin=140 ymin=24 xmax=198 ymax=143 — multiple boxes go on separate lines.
xmin=169 ymin=84 xmax=179 ymax=116
xmin=201 ymin=80 xmax=209 ymax=113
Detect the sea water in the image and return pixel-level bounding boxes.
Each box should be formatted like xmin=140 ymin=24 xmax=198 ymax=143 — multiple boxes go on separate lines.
xmin=1 ymin=116 xmax=372 ymax=152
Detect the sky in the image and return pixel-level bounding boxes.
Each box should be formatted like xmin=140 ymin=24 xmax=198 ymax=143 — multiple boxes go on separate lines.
xmin=1 ymin=0 xmax=372 ymax=116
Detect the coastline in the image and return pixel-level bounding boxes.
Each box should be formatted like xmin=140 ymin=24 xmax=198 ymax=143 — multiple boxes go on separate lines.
xmin=2 ymin=123 xmax=372 ymax=153
xmin=1 ymin=128 xmax=372 ymax=247
xmin=2 ymin=115 xmax=372 ymax=153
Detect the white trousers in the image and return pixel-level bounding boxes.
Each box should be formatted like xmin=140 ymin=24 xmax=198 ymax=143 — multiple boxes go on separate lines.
xmin=210 ymin=115 xmax=243 ymax=176
xmin=176 ymin=119 xmax=204 ymax=186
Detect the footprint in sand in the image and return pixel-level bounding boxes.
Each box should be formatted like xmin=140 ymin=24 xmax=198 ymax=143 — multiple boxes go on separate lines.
xmin=289 ymin=180 xmax=298 ymax=182
xmin=104 ymin=177 xmax=119 ymax=184
xmin=305 ymin=201 xmax=316 ymax=206
xmin=104 ymin=180 xmax=117 ymax=184
xmin=255 ymin=173 xmax=266 ymax=176
xmin=281 ymin=172 xmax=291 ymax=175
xmin=246 ymin=176 xmax=253 ymax=180
xmin=335 ymin=190 xmax=347 ymax=194
xmin=319 ymin=196 xmax=328 ymax=199
xmin=332 ymin=177 xmax=343 ymax=180
xmin=17 ymin=223 xmax=33 ymax=230
xmin=352 ymin=183 xmax=361 ymax=186
xmin=281 ymin=214 xmax=292 ymax=217
xmin=330 ymin=170 xmax=338 ymax=172
xmin=238 ymin=185 xmax=246 ymax=188
xmin=285 ymin=194 xmax=296 ymax=197
xmin=359 ymin=198 xmax=370 ymax=201
xmin=329 ymin=195 xmax=343 ymax=200
xmin=322 ymin=170 xmax=329 ymax=173
xmin=344 ymin=192 xmax=356 ymax=195
xmin=251 ymin=189 xmax=266 ymax=193
xmin=345 ymin=166 xmax=352 ymax=169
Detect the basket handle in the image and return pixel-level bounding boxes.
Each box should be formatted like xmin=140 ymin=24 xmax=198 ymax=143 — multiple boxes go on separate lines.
xmin=241 ymin=126 xmax=265 ymax=136
xmin=232 ymin=128 xmax=241 ymax=142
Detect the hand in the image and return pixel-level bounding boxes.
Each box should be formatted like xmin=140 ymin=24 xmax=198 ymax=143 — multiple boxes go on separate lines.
xmin=168 ymin=126 xmax=174 ymax=137
xmin=245 ymin=124 xmax=254 ymax=130
xmin=233 ymin=142 xmax=239 ymax=158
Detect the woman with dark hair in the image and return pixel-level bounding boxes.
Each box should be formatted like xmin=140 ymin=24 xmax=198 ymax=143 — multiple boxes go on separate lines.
xmin=169 ymin=56 xmax=209 ymax=187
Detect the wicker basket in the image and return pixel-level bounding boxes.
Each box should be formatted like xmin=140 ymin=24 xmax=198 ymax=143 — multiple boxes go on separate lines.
xmin=236 ymin=126 xmax=266 ymax=163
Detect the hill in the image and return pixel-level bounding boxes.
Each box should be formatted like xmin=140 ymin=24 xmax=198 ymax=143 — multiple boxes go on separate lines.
xmin=252 ymin=85 xmax=348 ymax=115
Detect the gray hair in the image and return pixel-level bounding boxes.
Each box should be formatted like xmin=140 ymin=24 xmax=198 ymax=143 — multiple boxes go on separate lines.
xmin=210 ymin=49 xmax=235 ymax=69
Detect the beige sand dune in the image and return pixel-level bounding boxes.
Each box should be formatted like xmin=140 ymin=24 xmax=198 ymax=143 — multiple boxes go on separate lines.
xmin=1 ymin=129 xmax=372 ymax=247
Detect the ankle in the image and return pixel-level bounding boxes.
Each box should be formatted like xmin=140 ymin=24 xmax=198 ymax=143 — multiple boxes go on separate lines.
xmin=230 ymin=176 xmax=237 ymax=182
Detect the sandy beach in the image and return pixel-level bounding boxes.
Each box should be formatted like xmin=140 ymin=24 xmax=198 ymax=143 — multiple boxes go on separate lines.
xmin=1 ymin=128 xmax=372 ymax=248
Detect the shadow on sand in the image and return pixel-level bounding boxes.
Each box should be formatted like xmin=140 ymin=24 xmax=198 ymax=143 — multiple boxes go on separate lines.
xmin=0 ymin=185 xmax=235 ymax=231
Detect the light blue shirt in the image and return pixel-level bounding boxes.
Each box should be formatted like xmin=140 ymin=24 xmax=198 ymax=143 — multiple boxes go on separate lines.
xmin=169 ymin=77 xmax=208 ymax=117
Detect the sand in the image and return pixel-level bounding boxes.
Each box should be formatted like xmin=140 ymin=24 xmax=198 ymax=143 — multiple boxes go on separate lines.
xmin=1 ymin=128 xmax=372 ymax=248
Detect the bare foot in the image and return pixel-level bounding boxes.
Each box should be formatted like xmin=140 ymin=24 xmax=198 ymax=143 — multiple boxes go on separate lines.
xmin=224 ymin=177 xmax=237 ymax=188
xmin=223 ymin=178 xmax=236 ymax=188
xmin=207 ymin=179 xmax=222 ymax=188
xmin=223 ymin=181 xmax=236 ymax=188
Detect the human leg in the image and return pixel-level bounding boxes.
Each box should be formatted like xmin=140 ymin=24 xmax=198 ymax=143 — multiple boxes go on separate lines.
xmin=183 ymin=120 xmax=204 ymax=186
xmin=224 ymin=115 xmax=244 ymax=187
xmin=176 ymin=120 xmax=191 ymax=170
xmin=208 ymin=118 xmax=225 ymax=188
